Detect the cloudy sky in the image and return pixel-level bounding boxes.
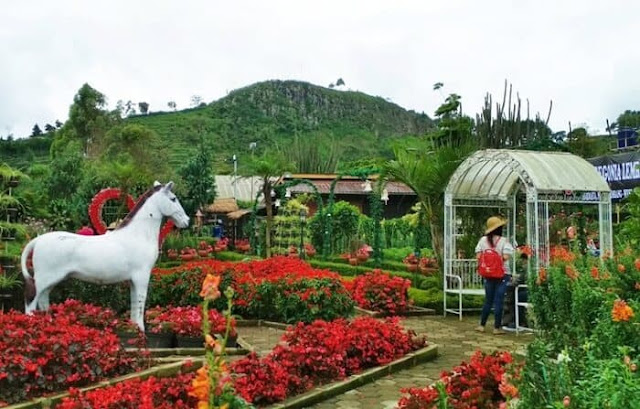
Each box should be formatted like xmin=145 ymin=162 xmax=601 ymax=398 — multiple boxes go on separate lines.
xmin=1 ymin=0 xmax=638 ymax=138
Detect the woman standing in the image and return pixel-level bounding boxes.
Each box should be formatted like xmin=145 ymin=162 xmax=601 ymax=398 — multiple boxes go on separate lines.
xmin=475 ymin=216 xmax=514 ymax=335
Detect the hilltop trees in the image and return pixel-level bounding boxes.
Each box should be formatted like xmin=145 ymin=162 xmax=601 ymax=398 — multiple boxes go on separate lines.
xmin=31 ymin=124 xmax=42 ymax=137
xmin=138 ymin=102 xmax=149 ymax=115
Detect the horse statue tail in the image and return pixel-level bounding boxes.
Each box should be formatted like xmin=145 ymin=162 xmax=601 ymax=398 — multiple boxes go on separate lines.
xmin=21 ymin=237 xmax=38 ymax=307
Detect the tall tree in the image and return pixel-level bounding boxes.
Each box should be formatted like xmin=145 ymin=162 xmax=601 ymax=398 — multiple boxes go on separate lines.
xmin=617 ymin=110 xmax=640 ymax=128
xmin=44 ymin=123 xmax=56 ymax=133
xmin=55 ymin=83 xmax=116 ymax=157
xmin=243 ymin=151 xmax=293 ymax=258
xmin=179 ymin=145 xmax=216 ymax=218
xmin=190 ymin=95 xmax=203 ymax=107
xmin=138 ymin=102 xmax=149 ymax=115
xmin=167 ymin=101 xmax=177 ymax=111
xmin=31 ymin=124 xmax=42 ymax=137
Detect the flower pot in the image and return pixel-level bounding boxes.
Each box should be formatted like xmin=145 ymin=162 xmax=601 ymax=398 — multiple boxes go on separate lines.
xmin=349 ymin=258 xmax=359 ymax=266
xmin=116 ymin=331 xmax=141 ymax=348
xmin=175 ymin=335 xmax=204 ymax=348
xmin=181 ymin=254 xmax=196 ymax=262
xmin=406 ymin=263 xmax=418 ymax=272
xmin=197 ymin=250 xmax=209 ymax=258
xmin=306 ymin=250 xmax=316 ymax=258
xmin=420 ymin=266 xmax=437 ymax=275
xmin=144 ymin=332 xmax=175 ymax=348
xmin=357 ymin=254 xmax=369 ymax=262
xmin=176 ymin=334 xmax=238 ymax=348
xmin=0 ymin=293 xmax=13 ymax=312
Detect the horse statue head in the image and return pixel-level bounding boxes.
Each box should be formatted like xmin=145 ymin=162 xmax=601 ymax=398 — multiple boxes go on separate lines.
xmin=150 ymin=181 xmax=190 ymax=229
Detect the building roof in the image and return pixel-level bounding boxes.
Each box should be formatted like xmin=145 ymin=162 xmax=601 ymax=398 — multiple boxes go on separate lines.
xmin=206 ymin=198 xmax=239 ymax=214
xmin=215 ymin=175 xmax=265 ymax=202
xmin=446 ymin=149 xmax=610 ymax=201
xmin=287 ymin=180 xmax=414 ymax=195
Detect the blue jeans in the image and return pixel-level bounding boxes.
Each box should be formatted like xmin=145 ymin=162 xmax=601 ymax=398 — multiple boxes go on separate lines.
xmin=480 ymin=276 xmax=509 ymax=328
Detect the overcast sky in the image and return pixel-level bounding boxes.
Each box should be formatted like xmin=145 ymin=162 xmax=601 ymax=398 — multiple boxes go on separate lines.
xmin=1 ymin=0 xmax=639 ymax=139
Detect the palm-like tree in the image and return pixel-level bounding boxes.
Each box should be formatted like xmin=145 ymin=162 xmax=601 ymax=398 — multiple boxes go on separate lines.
xmin=383 ymin=139 xmax=476 ymax=265
xmin=244 ymin=152 xmax=293 ymax=258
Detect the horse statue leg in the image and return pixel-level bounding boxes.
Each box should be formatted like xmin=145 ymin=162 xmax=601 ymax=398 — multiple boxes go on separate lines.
xmin=130 ymin=274 xmax=150 ymax=332
xmin=38 ymin=288 xmax=53 ymax=310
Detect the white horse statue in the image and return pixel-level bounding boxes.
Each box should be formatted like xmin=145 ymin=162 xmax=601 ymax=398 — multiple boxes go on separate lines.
xmin=20 ymin=181 xmax=189 ymax=331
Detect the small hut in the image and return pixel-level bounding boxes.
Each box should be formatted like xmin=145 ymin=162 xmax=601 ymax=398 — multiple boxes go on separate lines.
xmin=204 ymin=198 xmax=252 ymax=242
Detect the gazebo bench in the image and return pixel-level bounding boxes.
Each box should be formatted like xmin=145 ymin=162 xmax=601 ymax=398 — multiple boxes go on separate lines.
xmin=444 ymin=259 xmax=484 ymax=319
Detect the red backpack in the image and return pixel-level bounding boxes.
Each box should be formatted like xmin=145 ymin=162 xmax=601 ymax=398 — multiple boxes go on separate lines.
xmin=477 ymin=237 xmax=505 ymax=279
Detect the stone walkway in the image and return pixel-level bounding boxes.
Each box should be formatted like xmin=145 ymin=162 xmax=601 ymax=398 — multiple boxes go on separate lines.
xmin=237 ymin=316 xmax=532 ymax=409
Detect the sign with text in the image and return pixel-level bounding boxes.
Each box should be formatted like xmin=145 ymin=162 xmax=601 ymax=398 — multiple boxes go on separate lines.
xmin=589 ymin=151 xmax=640 ymax=201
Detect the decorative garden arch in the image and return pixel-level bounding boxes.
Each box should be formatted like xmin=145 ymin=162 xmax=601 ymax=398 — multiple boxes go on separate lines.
xmin=443 ymin=149 xmax=612 ymax=317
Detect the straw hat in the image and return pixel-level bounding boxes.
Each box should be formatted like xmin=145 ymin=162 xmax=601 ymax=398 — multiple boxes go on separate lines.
xmin=485 ymin=216 xmax=507 ymax=234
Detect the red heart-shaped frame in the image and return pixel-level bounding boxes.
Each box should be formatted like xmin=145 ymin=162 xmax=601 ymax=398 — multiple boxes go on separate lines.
xmin=89 ymin=188 xmax=175 ymax=243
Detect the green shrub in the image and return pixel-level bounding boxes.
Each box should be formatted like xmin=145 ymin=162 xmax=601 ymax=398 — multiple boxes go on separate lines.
xmin=242 ymin=278 xmax=354 ymax=324
xmin=50 ymin=280 xmax=130 ymax=314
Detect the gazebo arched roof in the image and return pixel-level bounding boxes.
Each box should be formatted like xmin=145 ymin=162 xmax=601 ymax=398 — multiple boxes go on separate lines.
xmin=446 ymin=149 xmax=610 ymax=202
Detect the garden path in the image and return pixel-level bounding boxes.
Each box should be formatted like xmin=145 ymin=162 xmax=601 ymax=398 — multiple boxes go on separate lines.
xmin=236 ymin=315 xmax=531 ymax=409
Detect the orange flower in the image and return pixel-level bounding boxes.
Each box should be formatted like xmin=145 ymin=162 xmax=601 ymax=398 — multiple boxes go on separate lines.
xmin=590 ymin=266 xmax=599 ymax=280
xmin=536 ymin=267 xmax=547 ymax=285
xmin=635 ymin=282 xmax=640 ymax=290
xmin=205 ymin=334 xmax=223 ymax=354
xmin=200 ymin=274 xmax=221 ymax=300
xmin=189 ymin=366 xmax=210 ymax=406
xmin=635 ymin=259 xmax=640 ymax=270
xmin=618 ymin=264 xmax=626 ymax=273
xmin=565 ymin=265 xmax=578 ymax=280
xmin=612 ymin=299 xmax=634 ymax=322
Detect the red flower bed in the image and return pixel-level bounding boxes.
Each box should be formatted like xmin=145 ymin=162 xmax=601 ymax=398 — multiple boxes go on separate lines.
xmin=233 ymin=317 xmax=426 ymax=406
xmin=146 ymin=306 xmax=237 ymax=337
xmin=350 ymin=269 xmax=412 ymax=314
xmin=55 ymin=373 xmax=197 ymax=409
xmin=0 ymin=311 xmax=145 ymax=406
xmin=150 ymin=257 xmax=353 ymax=323
xmin=48 ymin=299 xmax=117 ymax=330
xmin=397 ymin=350 xmax=516 ymax=409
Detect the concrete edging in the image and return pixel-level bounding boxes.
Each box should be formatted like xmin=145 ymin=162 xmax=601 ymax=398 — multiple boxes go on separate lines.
xmin=266 ymin=343 xmax=439 ymax=409
xmin=355 ymin=306 xmax=436 ymax=318
xmin=6 ymin=333 xmax=261 ymax=408
xmin=5 ymin=359 xmax=203 ymax=409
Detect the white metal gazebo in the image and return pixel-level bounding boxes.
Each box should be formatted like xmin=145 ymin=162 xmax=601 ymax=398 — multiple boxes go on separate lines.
xmin=443 ymin=149 xmax=612 ymax=318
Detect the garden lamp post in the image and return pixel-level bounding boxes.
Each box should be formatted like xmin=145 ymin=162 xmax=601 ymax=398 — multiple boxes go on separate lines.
xmin=299 ymin=208 xmax=307 ymax=259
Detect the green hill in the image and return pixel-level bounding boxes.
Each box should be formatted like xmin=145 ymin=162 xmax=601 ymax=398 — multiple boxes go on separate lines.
xmin=2 ymin=80 xmax=433 ymax=170
xmin=129 ymin=80 xmax=433 ymax=170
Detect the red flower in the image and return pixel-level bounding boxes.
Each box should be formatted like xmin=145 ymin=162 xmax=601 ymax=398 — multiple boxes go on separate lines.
xmin=349 ymin=270 xmax=412 ymax=314
xmin=0 ymin=311 xmax=145 ymax=405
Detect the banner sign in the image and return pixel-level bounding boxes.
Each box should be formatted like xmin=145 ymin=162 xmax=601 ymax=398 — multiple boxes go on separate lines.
xmin=588 ymin=151 xmax=640 ymax=201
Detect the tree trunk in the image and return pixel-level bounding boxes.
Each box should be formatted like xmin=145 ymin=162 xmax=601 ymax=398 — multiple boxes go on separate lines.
xmin=264 ymin=183 xmax=273 ymax=258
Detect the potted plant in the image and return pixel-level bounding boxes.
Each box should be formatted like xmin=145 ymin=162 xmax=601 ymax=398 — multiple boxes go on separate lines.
xmin=356 ymin=245 xmax=371 ymax=262
xmin=146 ymin=306 xmax=238 ymax=348
xmin=111 ymin=318 xmax=143 ymax=348
xmin=167 ymin=248 xmax=178 ymax=260
xmin=145 ymin=307 xmax=176 ymax=348
xmin=304 ymin=243 xmax=316 ymax=258
xmin=197 ymin=240 xmax=213 ymax=258
xmin=0 ymin=194 xmax=22 ymax=222
xmin=180 ymin=247 xmax=197 ymax=261
xmin=0 ymin=269 xmax=21 ymax=312
xmin=403 ymin=253 xmax=419 ymax=272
